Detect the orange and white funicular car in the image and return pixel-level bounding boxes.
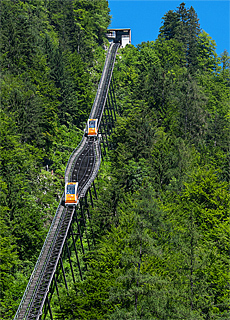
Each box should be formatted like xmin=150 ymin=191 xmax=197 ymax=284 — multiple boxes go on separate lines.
xmin=65 ymin=182 xmax=78 ymax=206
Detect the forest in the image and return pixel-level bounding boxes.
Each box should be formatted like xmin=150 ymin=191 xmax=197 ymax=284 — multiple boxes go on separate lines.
xmin=0 ymin=0 xmax=229 ymax=319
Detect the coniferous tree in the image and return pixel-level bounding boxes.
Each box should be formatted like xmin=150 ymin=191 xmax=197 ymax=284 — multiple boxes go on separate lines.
xmin=220 ymin=49 xmax=230 ymax=83
xmin=158 ymin=2 xmax=201 ymax=71
xmin=164 ymin=167 xmax=230 ymax=318
xmin=173 ymin=73 xmax=208 ymax=145
xmin=159 ymin=10 xmax=180 ymax=41
xmin=197 ymin=31 xmax=219 ymax=73
xmin=186 ymin=6 xmax=201 ymax=72
xmin=1 ymin=0 xmax=229 ymax=318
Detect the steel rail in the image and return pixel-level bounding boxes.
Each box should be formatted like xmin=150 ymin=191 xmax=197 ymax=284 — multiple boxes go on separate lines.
xmin=14 ymin=43 xmax=119 ymax=320
xmin=80 ymin=138 xmax=101 ymax=198
xmin=65 ymin=44 xmax=118 ymax=185
xmin=78 ymin=140 xmax=95 ymax=190
xmin=65 ymin=136 xmax=87 ymax=184
xmin=27 ymin=207 xmax=76 ymax=320
xmin=89 ymin=44 xmax=114 ymax=119
xmin=94 ymin=44 xmax=119 ymax=126
xmin=75 ymin=139 xmax=95 ymax=188
xmin=14 ymin=203 xmax=66 ymax=320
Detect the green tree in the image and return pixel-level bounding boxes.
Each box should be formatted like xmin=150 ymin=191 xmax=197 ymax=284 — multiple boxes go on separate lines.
xmin=186 ymin=6 xmax=201 ymax=72
xmin=197 ymin=31 xmax=220 ymax=74
xmin=163 ymin=166 xmax=230 ymax=318
xmin=158 ymin=2 xmax=201 ymax=71
xmin=173 ymin=73 xmax=208 ymax=145
xmin=46 ymin=0 xmax=111 ymax=65
xmin=219 ymin=49 xmax=230 ymax=84
xmin=154 ymin=38 xmax=186 ymax=72
xmin=197 ymin=72 xmax=229 ymax=153
xmin=158 ymin=10 xmax=180 ymax=41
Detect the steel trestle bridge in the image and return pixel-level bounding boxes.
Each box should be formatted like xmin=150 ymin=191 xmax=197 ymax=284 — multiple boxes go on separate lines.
xmin=14 ymin=43 xmax=120 ymax=320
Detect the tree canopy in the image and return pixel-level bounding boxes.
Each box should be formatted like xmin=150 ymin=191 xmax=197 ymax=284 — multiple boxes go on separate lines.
xmin=0 ymin=1 xmax=229 ymax=319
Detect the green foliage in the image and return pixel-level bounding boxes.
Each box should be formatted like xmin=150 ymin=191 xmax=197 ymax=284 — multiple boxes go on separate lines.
xmin=77 ymin=3 xmax=229 ymax=318
xmin=0 ymin=215 xmax=19 ymax=296
xmin=197 ymin=72 xmax=230 ymax=152
xmin=158 ymin=2 xmax=201 ymax=72
xmin=154 ymin=38 xmax=186 ymax=71
xmin=1 ymin=1 xmax=229 ymax=319
xmin=219 ymin=49 xmax=230 ymax=83
xmin=46 ymin=0 xmax=110 ymax=64
xmin=162 ymin=166 xmax=230 ymax=318
xmin=173 ymin=73 xmax=208 ymax=145
xmin=0 ymin=0 xmax=111 ymax=317
xmin=197 ymin=31 xmax=220 ymax=73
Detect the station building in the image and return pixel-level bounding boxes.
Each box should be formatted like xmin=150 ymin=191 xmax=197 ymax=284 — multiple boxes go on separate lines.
xmin=106 ymin=28 xmax=131 ymax=48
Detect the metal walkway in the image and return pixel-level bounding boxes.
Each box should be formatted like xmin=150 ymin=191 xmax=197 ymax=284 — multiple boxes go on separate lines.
xmin=14 ymin=43 xmax=120 ymax=320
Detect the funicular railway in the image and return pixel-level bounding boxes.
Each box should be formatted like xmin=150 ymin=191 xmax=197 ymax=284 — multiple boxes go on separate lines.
xmin=14 ymin=42 xmax=120 ymax=320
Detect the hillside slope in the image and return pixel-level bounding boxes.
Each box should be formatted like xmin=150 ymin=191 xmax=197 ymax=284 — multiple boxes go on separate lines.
xmin=0 ymin=1 xmax=229 ymax=319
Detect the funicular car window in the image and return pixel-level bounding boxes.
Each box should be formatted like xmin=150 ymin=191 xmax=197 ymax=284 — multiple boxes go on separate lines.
xmin=67 ymin=185 xmax=75 ymax=194
xmin=89 ymin=121 xmax=95 ymax=128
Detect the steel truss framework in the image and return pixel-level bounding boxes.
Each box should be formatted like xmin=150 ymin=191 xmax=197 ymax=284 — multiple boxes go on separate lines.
xmin=14 ymin=44 xmax=119 ymax=320
xmin=100 ymin=75 xmax=118 ymax=155
xmin=40 ymin=188 xmax=98 ymax=320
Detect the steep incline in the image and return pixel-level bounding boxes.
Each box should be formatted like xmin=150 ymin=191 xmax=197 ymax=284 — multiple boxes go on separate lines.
xmin=14 ymin=43 xmax=119 ymax=320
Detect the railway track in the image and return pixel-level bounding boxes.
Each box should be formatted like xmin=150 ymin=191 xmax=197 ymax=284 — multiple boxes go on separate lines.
xmin=14 ymin=43 xmax=119 ymax=320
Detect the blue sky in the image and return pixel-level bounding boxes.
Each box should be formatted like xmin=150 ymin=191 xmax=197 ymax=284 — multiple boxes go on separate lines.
xmin=108 ymin=0 xmax=230 ymax=56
